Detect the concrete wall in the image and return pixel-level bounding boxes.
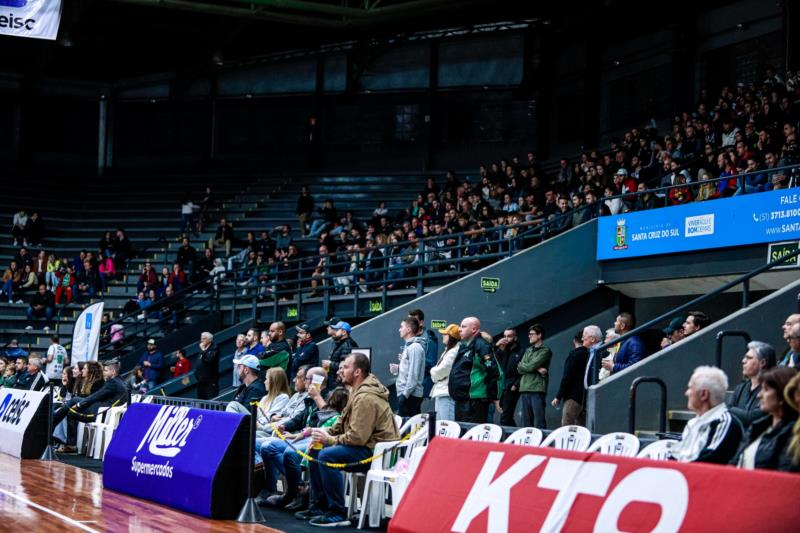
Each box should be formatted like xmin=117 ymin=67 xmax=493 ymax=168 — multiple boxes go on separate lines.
xmin=587 ymin=277 xmax=800 ymax=434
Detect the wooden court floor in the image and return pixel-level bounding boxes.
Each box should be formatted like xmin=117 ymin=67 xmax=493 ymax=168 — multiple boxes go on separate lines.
xmin=0 ymin=453 xmax=282 ymax=533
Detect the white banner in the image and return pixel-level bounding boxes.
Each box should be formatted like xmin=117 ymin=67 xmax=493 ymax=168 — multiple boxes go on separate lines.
xmin=71 ymin=302 xmax=104 ymax=363
xmin=0 ymin=389 xmax=47 ymax=458
xmin=0 ymin=0 xmax=63 ymax=41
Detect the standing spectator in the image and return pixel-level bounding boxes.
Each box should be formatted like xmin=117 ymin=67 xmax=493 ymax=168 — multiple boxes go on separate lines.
xmin=393 ymin=317 xmax=426 ymax=416
xmin=25 ymin=284 xmax=55 ymax=331
xmin=728 ymin=341 xmax=776 ymax=427
xmin=430 ymin=324 xmax=460 ymax=422
xmin=195 ymin=331 xmax=220 ymax=399
xmin=296 ymin=186 xmax=315 ymax=237
xmin=291 ymin=323 xmax=319 ymax=379
xmin=45 ymin=334 xmax=68 ymax=381
xmin=672 ymin=366 xmax=743 ymax=464
xmin=517 ymin=324 xmax=553 ymax=429
xmin=27 ymin=212 xmax=44 ymax=247
xmin=138 ymin=339 xmax=164 ymax=392
xmin=407 ymin=309 xmax=438 ymax=399
xmin=552 ymin=327 xmax=597 ymax=427
xmin=176 ymin=237 xmax=198 ymax=275
xmin=259 ymin=322 xmax=293 ymax=374
xmin=180 ymin=197 xmax=199 ymax=235
xmin=601 ymin=313 xmax=645 ymax=375
xmin=170 ymin=348 xmax=192 ymax=377
xmin=495 ymin=328 xmax=522 ymax=427
xmin=448 ymin=317 xmax=501 ymax=424
xmin=735 ymin=367 xmax=798 ymax=471
xmin=11 ymin=209 xmax=28 ymax=246
xmin=307 ymin=353 xmax=399 ymax=527
xmin=208 ymin=218 xmax=234 ymax=257
xmin=245 ymin=328 xmax=266 ymax=357
xmin=323 ymin=321 xmax=357 ymax=390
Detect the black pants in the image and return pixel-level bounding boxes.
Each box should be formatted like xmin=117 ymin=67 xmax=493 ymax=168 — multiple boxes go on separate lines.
xmin=397 ymin=394 xmax=422 ymax=417
xmin=197 ymin=381 xmax=218 ymax=400
xmin=454 ymin=399 xmax=489 ymax=424
xmin=500 ymin=389 xmax=519 ymax=427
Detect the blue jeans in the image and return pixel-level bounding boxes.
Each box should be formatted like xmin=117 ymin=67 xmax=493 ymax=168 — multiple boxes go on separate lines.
xmin=434 ymin=396 xmax=455 ymax=421
xmin=519 ymin=392 xmax=546 ymax=429
xmin=309 ymin=445 xmax=372 ymax=515
xmin=309 ymin=220 xmax=329 ymax=237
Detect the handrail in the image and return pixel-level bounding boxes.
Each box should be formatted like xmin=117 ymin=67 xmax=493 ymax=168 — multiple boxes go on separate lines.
xmin=628 ymin=376 xmax=667 ymax=434
xmin=584 ymin=245 xmax=800 ymax=389
xmin=715 ymin=330 xmax=752 ymax=369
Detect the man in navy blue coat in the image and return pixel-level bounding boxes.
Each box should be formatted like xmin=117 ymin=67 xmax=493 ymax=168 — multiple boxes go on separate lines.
xmin=291 ymin=323 xmax=319 ymax=379
xmin=138 ymin=339 xmax=164 ymax=391
xmin=601 ymin=313 xmax=646 ymax=375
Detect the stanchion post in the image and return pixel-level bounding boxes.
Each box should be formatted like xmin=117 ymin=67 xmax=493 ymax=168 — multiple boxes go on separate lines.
xmin=40 ymin=383 xmax=57 ymax=461
xmin=427 ymin=410 xmax=436 ymax=443
xmin=237 ymin=402 xmax=265 ymax=523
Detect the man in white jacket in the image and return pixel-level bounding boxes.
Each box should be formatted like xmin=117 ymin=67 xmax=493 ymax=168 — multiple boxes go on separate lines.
xmin=394 ymin=316 xmax=426 ymax=416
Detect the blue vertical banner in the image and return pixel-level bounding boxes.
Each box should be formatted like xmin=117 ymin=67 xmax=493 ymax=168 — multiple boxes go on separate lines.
xmin=597 ymin=189 xmax=800 ymax=260
xmin=71 ymin=302 xmax=104 ymax=362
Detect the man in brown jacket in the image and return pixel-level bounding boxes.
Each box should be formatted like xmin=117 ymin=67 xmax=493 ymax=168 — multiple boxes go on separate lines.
xmin=306 ymin=352 xmax=398 ymax=527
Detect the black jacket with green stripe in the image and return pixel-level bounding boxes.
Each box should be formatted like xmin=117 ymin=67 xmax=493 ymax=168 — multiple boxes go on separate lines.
xmin=448 ymin=335 xmax=502 ymax=402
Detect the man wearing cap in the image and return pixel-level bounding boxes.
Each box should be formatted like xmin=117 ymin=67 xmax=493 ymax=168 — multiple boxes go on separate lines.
xmin=661 ymin=317 xmax=686 ymax=350
xmin=292 ymin=323 xmax=319 ymax=380
xmin=431 ymin=324 xmax=460 ymax=421
xmin=195 ymin=331 xmax=220 ymax=400
xmin=229 ymin=354 xmax=267 ymax=412
xmin=138 ymin=339 xmax=164 ymax=392
xmin=324 ymin=321 xmax=357 ymax=389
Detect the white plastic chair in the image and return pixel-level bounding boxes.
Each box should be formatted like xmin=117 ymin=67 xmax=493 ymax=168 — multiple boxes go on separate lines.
xmin=461 ymin=423 xmax=503 ymax=443
xmin=435 ymin=420 xmax=461 ymax=438
xmin=398 ymin=413 xmax=427 ymax=437
xmin=358 ymin=445 xmax=427 ymax=529
xmin=540 ymin=425 xmax=592 ymax=451
xmin=637 ymin=439 xmax=679 ymax=460
xmin=505 ymin=427 xmax=543 ymax=447
xmin=96 ymin=406 xmax=128 ymax=460
xmin=394 ymin=414 xmax=403 ymax=431
xmin=587 ymin=432 xmax=640 ymax=457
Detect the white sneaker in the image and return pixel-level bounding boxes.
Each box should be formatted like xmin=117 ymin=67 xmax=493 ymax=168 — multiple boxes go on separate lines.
xmin=15 ymin=299 xmax=23 ymax=304
xmin=25 ymin=325 xmax=33 ymax=330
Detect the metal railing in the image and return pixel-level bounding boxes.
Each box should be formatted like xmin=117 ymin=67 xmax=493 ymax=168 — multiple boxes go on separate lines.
xmin=144 ymin=394 xmax=229 ymax=412
xmin=585 ymin=245 xmax=800 ymax=389
xmin=715 ymin=330 xmax=752 ymax=369
xmin=628 ymin=376 xmax=667 ymax=434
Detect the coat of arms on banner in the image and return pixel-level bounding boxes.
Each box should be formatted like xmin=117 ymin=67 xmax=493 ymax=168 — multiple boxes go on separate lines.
xmin=613 ymin=218 xmax=628 ymax=251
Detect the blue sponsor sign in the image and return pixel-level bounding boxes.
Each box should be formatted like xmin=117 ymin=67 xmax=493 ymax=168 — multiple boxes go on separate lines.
xmin=103 ymin=403 xmax=249 ymax=518
xmin=597 ymin=189 xmax=800 ymax=260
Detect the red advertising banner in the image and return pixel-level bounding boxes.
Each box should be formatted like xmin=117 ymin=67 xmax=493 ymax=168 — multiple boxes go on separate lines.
xmin=389 ymin=437 xmax=800 ymax=533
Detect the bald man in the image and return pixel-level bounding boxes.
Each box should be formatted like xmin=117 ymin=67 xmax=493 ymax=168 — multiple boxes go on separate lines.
xmin=448 ymin=317 xmax=502 ymax=423
xmin=780 ymin=314 xmax=800 ymax=367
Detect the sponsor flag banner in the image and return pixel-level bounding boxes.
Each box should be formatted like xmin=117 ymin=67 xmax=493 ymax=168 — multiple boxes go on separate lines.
xmin=103 ymin=403 xmax=250 ymax=518
xmin=0 ymin=388 xmax=49 ymax=458
xmin=0 ymin=0 xmax=63 ymax=40
xmin=596 ymin=188 xmax=800 ymax=260
xmin=389 ymin=438 xmax=800 ymax=533
xmin=71 ymin=301 xmax=104 ymax=363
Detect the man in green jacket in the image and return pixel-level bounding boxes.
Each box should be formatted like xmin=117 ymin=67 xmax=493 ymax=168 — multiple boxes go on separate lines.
xmin=517 ymin=324 xmax=552 ymax=429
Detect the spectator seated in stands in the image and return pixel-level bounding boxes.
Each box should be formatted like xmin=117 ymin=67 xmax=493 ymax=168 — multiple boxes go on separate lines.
xmin=11 ymin=209 xmax=29 ymax=247
xmin=153 ymin=284 xmax=185 ymax=328
xmin=2 ymin=260 xmax=22 ymax=303
xmin=227 ymin=354 xmax=266 ymax=413
xmin=53 ymin=359 xmax=127 ymax=453
xmin=304 ymin=354 xmax=399 ymax=526
xmin=735 ymin=367 xmax=798 ymax=472
xmin=601 ymin=312 xmax=645 ymax=375
xmin=176 ymin=237 xmax=197 ymax=277
xmin=291 ymin=323 xmax=319 ymax=378
xmin=25 ymin=283 xmax=55 ymax=331
xmin=13 ymin=357 xmax=48 ymax=391
xmin=137 ymin=339 xmax=164 ymax=392
xmin=673 ymin=366 xmax=743 ymax=464
xmin=4 ymin=339 xmax=28 ymax=359
xmin=112 ymin=228 xmax=132 ymax=272
xmin=660 ymin=316 xmax=686 ymax=350
xmin=125 ymin=365 xmax=146 ymax=392
xmin=1 ymin=364 xmax=16 ymax=388
xmin=170 ymin=348 xmax=192 ymax=378
xmin=76 ymin=259 xmax=100 ymax=303
xmin=137 ymin=262 xmax=158 ymax=294
xmin=97 ymin=251 xmax=115 ymax=293
xmin=780 ymin=320 xmax=800 ymax=368
xmin=728 ymin=341 xmax=777 ymax=427
xmin=18 ymin=264 xmax=38 ymax=298
xmin=208 ymin=217 xmax=234 ymax=257
xmin=168 ymin=263 xmax=187 ymax=292
xmin=53 ymin=265 xmax=75 ymax=305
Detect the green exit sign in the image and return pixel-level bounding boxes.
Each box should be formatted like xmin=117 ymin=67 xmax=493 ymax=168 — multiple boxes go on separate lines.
xmin=768 ymin=241 xmax=800 ymax=269
xmin=481 ymin=277 xmax=500 ymax=293
xmin=369 ymin=300 xmax=383 ymax=313
xmin=286 ymin=307 xmax=298 ymax=319
xmin=430 ymin=320 xmax=447 ymax=329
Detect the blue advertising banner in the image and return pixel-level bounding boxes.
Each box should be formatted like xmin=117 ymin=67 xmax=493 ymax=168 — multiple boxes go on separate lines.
xmin=103 ymin=403 xmax=248 ymax=518
xmin=596 ymin=189 xmax=800 ymax=260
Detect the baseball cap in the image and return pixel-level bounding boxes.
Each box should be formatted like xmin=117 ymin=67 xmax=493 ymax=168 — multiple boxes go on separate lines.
xmin=232 ymin=354 xmax=260 ymax=370
xmin=296 ymin=323 xmax=311 ymax=333
xmin=616 ymin=168 xmax=628 ymax=176
xmin=147 ymin=339 xmax=156 ymax=345
xmin=663 ymin=317 xmax=685 ymax=335
xmin=324 ymin=316 xmax=342 ymax=327
xmin=437 ymin=323 xmax=461 ymax=340
xmin=330 ymin=321 xmax=351 ymax=333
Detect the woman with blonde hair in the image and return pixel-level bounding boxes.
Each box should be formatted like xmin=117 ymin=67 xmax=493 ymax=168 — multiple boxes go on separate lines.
xmin=258 ymin=367 xmax=291 ymax=426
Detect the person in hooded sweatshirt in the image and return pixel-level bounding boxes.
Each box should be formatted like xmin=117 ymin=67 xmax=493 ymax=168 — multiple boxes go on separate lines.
xmin=393 ymin=316 xmax=426 ymax=416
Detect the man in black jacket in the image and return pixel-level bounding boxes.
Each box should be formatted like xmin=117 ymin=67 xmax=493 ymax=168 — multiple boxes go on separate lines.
xmin=54 ymin=359 xmax=127 ymax=452
xmin=26 ymin=284 xmax=55 ymax=330
xmin=552 ymin=327 xmax=596 ymax=427
xmin=323 ymin=321 xmax=357 ymax=390
xmin=449 ymin=317 xmax=501 ymax=424
xmin=495 ymin=328 xmax=522 ymax=426
xmin=727 ymin=341 xmax=775 ymax=427
xmin=14 ymin=357 xmax=48 ymax=391
xmin=228 ymin=355 xmax=266 ymax=412
xmin=195 ymin=331 xmax=220 ymax=400
xmin=296 ymin=186 xmax=315 ymax=237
